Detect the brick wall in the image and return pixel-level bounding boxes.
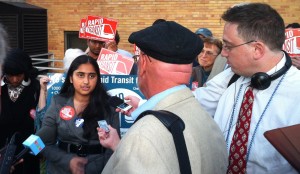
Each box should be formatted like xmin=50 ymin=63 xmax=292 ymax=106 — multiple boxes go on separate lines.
xmin=26 ymin=0 xmax=300 ymax=68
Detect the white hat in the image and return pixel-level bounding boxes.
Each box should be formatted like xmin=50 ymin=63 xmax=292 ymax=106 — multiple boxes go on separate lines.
xmin=63 ymin=48 xmax=85 ymax=71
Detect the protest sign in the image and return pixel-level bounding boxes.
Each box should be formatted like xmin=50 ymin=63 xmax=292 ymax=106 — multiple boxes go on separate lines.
xmin=79 ymin=16 xmax=118 ymax=42
xmin=98 ymin=48 xmax=134 ymax=75
xmin=46 ymin=73 xmax=66 ymax=106
xmin=283 ymin=29 xmax=300 ymax=57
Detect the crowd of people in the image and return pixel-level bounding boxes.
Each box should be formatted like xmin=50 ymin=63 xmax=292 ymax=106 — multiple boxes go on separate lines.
xmin=0 ymin=2 xmax=300 ymax=174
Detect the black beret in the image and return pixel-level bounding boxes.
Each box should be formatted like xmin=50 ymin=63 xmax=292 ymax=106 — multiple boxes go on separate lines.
xmin=128 ymin=21 xmax=203 ymax=64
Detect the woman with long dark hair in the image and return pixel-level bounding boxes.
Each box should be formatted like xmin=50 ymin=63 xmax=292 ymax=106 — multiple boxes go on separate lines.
xmin=39 ymin=55 xmax=119 ymax=173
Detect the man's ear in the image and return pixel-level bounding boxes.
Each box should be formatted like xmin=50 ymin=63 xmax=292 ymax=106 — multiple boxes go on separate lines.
xmin=138 ymin=56 xmax=147 ymax=77
xmin=253 ymin=41 xmax=265 ymax=60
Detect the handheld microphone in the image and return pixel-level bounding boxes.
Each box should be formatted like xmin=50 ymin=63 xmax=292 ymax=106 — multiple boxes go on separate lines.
xmin=12 ymin=135 xmax=45 ymax=164
xmin=108 ymin=96 xmax=132 ymax=112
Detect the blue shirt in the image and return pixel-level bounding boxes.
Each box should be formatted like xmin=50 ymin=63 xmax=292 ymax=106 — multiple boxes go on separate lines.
xmin=131 ymin=85 xmax=187 ymax=120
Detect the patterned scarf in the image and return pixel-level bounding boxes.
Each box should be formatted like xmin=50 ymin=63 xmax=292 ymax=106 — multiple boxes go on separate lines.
xmin=7 ymin=84 xmax=25 ymax=102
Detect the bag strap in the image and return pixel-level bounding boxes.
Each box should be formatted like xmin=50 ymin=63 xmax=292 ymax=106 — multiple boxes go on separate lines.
xmin=135 ymin=110 xmax=192 ymax=174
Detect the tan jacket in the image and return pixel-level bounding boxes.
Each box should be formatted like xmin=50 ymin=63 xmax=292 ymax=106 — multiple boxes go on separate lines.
xmin=102 ymin=87 xmax=227 ymax=174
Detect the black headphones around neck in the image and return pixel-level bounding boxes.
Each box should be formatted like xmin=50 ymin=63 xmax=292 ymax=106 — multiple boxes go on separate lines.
xmin=227 ymin=51 xmax=292 ymax=90
xmin=250 ymin=51 xmax=292 ymax=90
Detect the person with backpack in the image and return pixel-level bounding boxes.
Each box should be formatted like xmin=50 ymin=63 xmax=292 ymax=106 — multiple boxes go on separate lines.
xmin=98 ymin=21 xmax=227 ymax=174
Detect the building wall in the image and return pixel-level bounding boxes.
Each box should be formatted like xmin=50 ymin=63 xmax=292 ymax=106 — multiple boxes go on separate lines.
xmin=2 ymin=0 xmax=26 ymax=2
xmin=26 ymin=0 xmax=300 ymax=67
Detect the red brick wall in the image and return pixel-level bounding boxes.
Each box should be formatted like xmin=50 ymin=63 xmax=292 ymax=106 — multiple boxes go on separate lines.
xmin=26 ymin=0 xmax=300 ymax=69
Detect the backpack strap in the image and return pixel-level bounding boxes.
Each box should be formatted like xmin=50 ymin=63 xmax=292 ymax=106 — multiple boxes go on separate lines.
xmin=135 ymin=110 xmax=192 ymax=174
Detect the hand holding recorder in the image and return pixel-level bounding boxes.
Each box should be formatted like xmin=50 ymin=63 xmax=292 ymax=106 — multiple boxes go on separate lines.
xmin=97 ymin=123 xmax=120 ymax=151
xmin=108 ymin=96 xmax=142 ymax=116
xmin=108 ymin=96 xmax=133 ymax=114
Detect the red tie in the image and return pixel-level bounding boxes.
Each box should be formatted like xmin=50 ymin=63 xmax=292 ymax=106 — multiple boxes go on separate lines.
xmin=227 ymin=88 xmax=254 ymax=174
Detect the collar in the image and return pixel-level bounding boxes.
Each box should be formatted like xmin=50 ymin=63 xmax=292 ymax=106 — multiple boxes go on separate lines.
xmin=1 ymin=78 xmax=31 ymax=87
xmin=131 ymin=85 xmax=186 ymax=120
xmin=266 ymin=51 xmax=286 ymax=75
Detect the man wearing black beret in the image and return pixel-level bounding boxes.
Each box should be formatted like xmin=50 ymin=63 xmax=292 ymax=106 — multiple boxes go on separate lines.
xmin=100 ymin=21 xmax=227 ymax=174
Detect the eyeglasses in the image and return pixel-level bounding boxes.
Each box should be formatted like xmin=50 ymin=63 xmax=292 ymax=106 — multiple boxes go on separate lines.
xmin=223 ymin=40 xmax=256 ymax=52
xmin=199 ymin=50 xmax=218 ymax=57
xmin=133 ymin=55 xmax=140 ymax=63
xmin=132 ymin=53 xmax=151 ymax=63
xmin=89 ymin=40 xmax=105 ymax=47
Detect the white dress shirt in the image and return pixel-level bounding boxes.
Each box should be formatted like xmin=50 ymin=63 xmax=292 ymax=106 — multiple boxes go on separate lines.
xmin=194 ymin=53 xmax=300 ymax=173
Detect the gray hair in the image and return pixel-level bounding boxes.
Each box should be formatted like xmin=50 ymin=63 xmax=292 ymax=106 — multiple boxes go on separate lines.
xmin=0 ymin=23 xmax=8 ymax=76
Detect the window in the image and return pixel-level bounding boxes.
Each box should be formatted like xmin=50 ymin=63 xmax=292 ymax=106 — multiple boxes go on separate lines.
xmin=64 ymin=31 xmax=87 ymax=52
